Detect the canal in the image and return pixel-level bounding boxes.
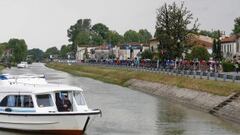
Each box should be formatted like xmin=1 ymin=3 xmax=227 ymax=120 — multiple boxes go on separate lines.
xmin=1 ymin=63 xmax=240 ymax=135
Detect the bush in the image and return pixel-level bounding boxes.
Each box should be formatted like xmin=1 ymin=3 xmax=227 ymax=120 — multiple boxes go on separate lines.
xmin=191 ymin=46 xmax=210 ymax=60
xmin=141 ymin=50 xmax=153 ymax=60
xmin=222 ymin=62 xmax=234 ymax=72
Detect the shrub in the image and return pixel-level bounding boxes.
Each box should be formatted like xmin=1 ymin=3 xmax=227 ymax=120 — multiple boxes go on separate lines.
xmin=222 ymin=62 xmax=234 ymax=72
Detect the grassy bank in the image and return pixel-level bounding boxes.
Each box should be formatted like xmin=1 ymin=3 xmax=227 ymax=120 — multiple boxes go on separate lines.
xmin=0 ymin=65 xmax=4 ymax=71
xmin=46 ymin=63 xmax=240 ymax=96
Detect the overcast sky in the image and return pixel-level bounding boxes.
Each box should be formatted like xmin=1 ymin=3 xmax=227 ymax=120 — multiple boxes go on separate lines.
xmin=0 ymin=0 xmax=239 ymax=50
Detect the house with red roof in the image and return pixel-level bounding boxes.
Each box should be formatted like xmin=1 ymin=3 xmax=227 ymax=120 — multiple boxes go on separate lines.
xmin=221 ymin=34 xmax=240 ymax=59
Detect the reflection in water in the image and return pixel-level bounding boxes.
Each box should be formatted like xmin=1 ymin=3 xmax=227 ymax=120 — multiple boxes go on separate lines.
xmin=1 ymin=63 xmax=240 ymax=135
xmin=157 ymin=100 xmax=186 ymax=135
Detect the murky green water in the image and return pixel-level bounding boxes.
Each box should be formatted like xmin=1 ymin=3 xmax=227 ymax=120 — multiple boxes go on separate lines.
xmin=1 ymin=63 xmax=240 ymax=135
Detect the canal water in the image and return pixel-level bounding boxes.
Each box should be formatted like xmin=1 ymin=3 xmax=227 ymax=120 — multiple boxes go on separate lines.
xmin=1 ymin=63 xmax=240 ymax=135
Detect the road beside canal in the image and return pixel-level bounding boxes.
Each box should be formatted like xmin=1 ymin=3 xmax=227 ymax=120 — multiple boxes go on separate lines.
xmin=46 ymin=62 xmax=240 ymax=125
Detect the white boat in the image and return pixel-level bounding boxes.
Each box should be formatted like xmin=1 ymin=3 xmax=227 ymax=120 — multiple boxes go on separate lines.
xmin=0 ymin=74 xmax=101 ymax=135
xmin=17 ymin=62 xmax=28 ymax=68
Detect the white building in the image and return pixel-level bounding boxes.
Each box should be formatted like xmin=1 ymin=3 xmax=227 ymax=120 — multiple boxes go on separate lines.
xmin=221 ymin=35 xmax=240 ymax=59
xmin=116 ymin=43 xmax=149 ymax=60
xmin=149 ymin=38 xmax=159 ymax=53
xmin=94 ymin=45 xmax=110 ymax=60
xmin=76 ymin=46 xmax=97 ymax=62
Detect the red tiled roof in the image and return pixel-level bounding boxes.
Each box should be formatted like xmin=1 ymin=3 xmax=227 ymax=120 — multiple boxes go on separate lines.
xmin=221 ymin=35 xmax=238 ymax=43
xmin=95 ymin=45 xmax=109 ymax=50
xmin=149 ymin=38 xmax=159 ymax=42
xmin=188 ymin=34 xmax=213 ymax=49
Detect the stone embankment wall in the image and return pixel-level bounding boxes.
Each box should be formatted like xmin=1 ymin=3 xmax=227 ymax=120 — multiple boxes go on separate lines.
xmin=125 ymin=79 xmax=240 ymax=124
xmin=216 ymin=97 xmax=240 ymax=123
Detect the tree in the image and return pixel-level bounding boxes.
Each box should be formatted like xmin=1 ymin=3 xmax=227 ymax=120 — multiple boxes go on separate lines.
xmin=67 ymin=19 xmax=91 ymax=53
xmin=233 ymin=17 xmax=240 ymax=34
xmin=141 ymin=50 xmax=153 ymax=59
xmin=212 ymin=39 xmax=217 ymax=58
xmin=124 ymin=30 xmax=140 ymax=43
xmin=7 ymin=39 xmax=28 ymax=63
xmin=155 ymin=2 xmax=199 ymax=59
xmin=190 ymin=46 xmax=210 ymax=60
xmin=0 ymin=43 xmax=7 ymax=58
xmin=92 ymin=23 xmax=109 ymax=40
xmin=216 ymin=31 xmax=222 ymax=60
xmin=28 ymin=48 xmax=44 ymax=62
xmin=138 ymin=29 xmax=152 ymax=44
xmin=60 ymin=45 xmax=70 ymax=59
xmin=106 ymin=31 xmax=124 ymax=46
xmin=91 ymin=32 xmax=104 ymax=45
xmin=212 ymin=30 xmax=222 ymax=60
xmin=45 ymin=47 xmax=59 ymax=59
xmin=74 ymin=32 xmax=91 ymax=46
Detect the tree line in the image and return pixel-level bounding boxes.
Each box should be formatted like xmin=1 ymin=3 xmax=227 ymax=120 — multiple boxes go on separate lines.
xmin=0 ymin=39 xmax=28 ymax=64
xmin=44 ymin=19 xmax=153 ymax=59
xmin=2 ymin=2 xmax=240 ymax=63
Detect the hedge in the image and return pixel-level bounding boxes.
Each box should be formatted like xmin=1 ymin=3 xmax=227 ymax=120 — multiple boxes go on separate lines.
xmin=222 ymin=62 xmax=235 ymax=72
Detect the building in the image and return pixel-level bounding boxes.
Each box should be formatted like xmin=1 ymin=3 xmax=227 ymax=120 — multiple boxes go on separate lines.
xmin=76 ymin=43 xmax=150 ymax=61
xmin=150 ymin=35 xmax=213 ymax=55
xmin=221 ymin=35 xmax=240 ymax=59
xmin=116 ymin=43 xmax=149 ymax=60
xmin=149 ymin=38 xmax=159 ymax=53
xmin=76 ymin=46 xmax=98 ymax=62
xmin=94 ymin=45 xmax=110 ymax=60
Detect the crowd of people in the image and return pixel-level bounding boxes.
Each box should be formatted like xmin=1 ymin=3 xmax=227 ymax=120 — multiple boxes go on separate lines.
xmin=86 ymin=58 xmax=222 ymax=72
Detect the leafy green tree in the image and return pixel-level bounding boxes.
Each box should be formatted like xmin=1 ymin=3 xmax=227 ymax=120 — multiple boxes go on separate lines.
xmin=141 ymin=50 xmax=153 ymax=59
xmin=216 ymin=31 xmax=222 ymax=60
xmin=124 ymin=30 xmax=140 ymax=43
xmin=45 ymin=47 xmax=59 ymax=59
xmin=91 ymin=32 xmax=104 ymax=45
xmin=138 ymin=29 xmax=152 ymax=44
xmin=212 ymin=31 xmax=222 ymax=60
xmin=190 ymin=46 xmax=210 ymax=60
xmin=28 ymin=48 xmax=44 ymax=62
xmin=233 ymin=17 xmax=240 ymax=34
xmin=155 ymin=2 xmax=199 ymax=59
xmin=60 ymin=45 xmax=70 ymax=59
xmin=92 ymin=23 xmax=109 ymax=40
xmin=0 ymin=43 xmax=7 ymax=57
xmin=75 ymin=32 xmax=91 ymax=46
xmin=106 ymin=31 xmax=124 ymax=46
xmin=67 ymin=19 xmax=91 ymax=53
xmin=212 ymin=39 xmax=217 ymax=58
xmin=7 ymin=39 xmax=28 ymax=63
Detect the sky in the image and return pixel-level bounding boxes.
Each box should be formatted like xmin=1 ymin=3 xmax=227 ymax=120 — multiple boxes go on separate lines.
xmin=0 ymin=0 xmax=239 ymax=51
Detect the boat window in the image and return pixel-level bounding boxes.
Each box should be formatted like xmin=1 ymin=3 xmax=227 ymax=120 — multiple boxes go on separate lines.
xmin=73 ymin=92 xmax=86 ymax=105
xmin=36 ymin=94 xmax=53 ymax=107
xmin=0 ymin=95 xmax=34 ymax=108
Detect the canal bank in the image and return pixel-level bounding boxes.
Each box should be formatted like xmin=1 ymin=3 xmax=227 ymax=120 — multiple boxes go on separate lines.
xmin=46 ymin=63 xmax=240 ymax=124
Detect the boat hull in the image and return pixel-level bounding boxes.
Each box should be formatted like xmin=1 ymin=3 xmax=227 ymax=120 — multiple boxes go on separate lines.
xmin=0 ymin=111 xmax=100 ymax=134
